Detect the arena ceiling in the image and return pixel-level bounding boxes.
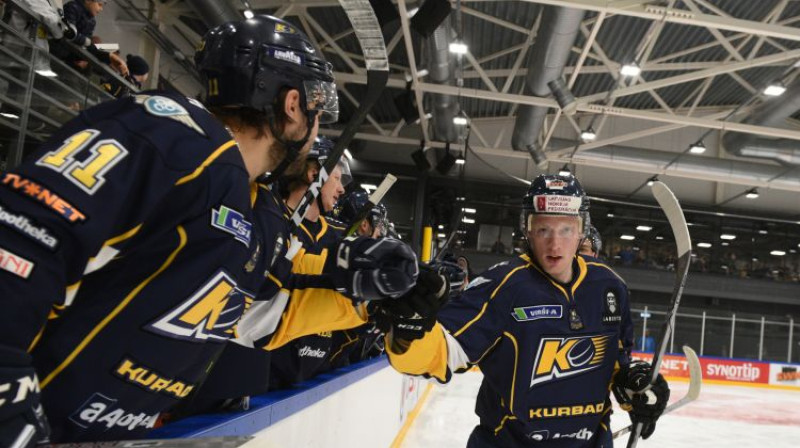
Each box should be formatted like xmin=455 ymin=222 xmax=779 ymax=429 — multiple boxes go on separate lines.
xmin=128 ymin=0 xmax=800 ymax=220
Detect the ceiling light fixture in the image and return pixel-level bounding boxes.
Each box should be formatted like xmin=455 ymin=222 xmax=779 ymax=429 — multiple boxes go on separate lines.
xmin=558 ymin=164 xmax=571 ymax=176
xmin=449 ymin=39 xmax=468 ymax=55
xmin=620 ymin=235 xmax=635 ymax=241
xmin=764 ymin=82 xmax=786 ymax=96
xmin=697 ymin=242 xmax=712 ymax=248
xmin=580 ymin=127 xmax=597 ymax=142
xmin=647 ymin=175 xmax=658 ymax=187
xmin=689 ymin=141 xmax=706 ymax=154
xmin=745 ymin=188 xmax=759 ymax=199
xmin=620 ymin=62 xmax=641 ymax=77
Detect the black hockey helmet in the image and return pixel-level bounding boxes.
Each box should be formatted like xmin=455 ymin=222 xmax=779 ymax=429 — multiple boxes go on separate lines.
xmin=585 ymin=224 xmax=602 ymax=254
xmin=332 ymin=189 xmax=388 ymax=235
xmin=520 ymin=174 xmax=589 ymax=234
xmin=309 ymin=137 xmax=352 ymax=186
xmin=195 ymin=15 xmax=337 ymax=124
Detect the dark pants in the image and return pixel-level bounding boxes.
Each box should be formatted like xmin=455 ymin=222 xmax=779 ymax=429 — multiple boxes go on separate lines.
xmin=467 ymin=426 xmax=503 ymax=448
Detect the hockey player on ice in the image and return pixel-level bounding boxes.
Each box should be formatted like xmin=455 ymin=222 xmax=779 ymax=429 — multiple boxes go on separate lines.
xmin=0 ymin=14 xmax=417 ymax=445
xmin=380 ymin=174 xmax=671 ymax=447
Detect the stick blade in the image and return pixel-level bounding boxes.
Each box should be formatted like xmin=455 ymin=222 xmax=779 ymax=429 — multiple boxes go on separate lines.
xmin=651 ymin=181 xmax=691 ymax=257
xmin=682 ymin=345 xmax=703 ymax=401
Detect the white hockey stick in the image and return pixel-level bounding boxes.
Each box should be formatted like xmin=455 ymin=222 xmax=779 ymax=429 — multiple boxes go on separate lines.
xmin=627 ymin=181 xmax=692 ymax=448
xmin=291 ymin=0 xmax=390 ymax=228
xmin=613 ymin=345 xmax=702 ymax=440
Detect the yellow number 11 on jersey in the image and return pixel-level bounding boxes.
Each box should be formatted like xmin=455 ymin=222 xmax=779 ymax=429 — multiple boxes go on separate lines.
xmin=36 ymin=129 xmax=129 ymax=195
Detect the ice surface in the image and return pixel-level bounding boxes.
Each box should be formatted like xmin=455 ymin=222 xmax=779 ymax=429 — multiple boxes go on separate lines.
xmin=401 ymin=371 xmax=800 ymax=447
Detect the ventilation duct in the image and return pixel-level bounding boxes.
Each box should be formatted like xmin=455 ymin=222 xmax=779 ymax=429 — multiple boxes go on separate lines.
xmin=722 ymin=81 xmax=800 ymax=165
xmin=427 ymin=19 xmax=459 ymax=142
xmin=550 ymin=138 xmax=800 ymax=192
xmin=189 ymin=0 xmax=242 ymax=27
xmin=511 ymin=7 xmax=585 ymax=167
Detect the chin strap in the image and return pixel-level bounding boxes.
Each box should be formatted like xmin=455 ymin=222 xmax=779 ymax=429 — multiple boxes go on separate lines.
xmin=262 ymin=111 xmax=316 ymax=185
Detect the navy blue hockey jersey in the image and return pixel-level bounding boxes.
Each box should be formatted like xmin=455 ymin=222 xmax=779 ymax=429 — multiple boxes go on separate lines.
xmin=0 ymin=92 xmax=256 ymax=442
xmin=387 ymin=254 xmax=633 ymax=448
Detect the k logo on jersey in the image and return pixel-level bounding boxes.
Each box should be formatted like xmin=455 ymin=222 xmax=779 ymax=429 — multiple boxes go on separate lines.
xmin=146 ymin=270 xmax=253 ymax=343
xmin=530 ymin=334 xmax=611 ymax=387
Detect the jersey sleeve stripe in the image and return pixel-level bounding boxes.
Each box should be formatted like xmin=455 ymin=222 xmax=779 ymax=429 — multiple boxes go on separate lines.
xmin=452 ymin=264 xmax=530 ymax=337
xmin=105 ymin=223 xmax=143 ymax=247
xmin=585 ymin=261 xmax=627 ymax=284
xmin=175 ymin=139 xmax=237 ymax=186
xmin=40 ymin=226 xmax=188 ymax=389
xmin=503 ymin=331 xmax=519 ymax=414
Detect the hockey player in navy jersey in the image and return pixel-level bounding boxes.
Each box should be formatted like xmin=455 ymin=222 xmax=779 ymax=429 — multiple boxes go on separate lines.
xmin=0 ymin=14 xmax=416 ymax=445
xmin=380 ymin=174 xmax=670 ymax=448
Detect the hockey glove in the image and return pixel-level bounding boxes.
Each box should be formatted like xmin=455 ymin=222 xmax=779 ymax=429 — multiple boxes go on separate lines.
xmin=427 ymin=259 xmax=467 ymax=295
xmin=612 ymin=361 xmax=670 ymax=439
xmin=376 ymin=265 xmax=449 ymax=342
xmin=331 ymin=236 xmax=419 ymax=302
xmin=0 ymin=347 xmax=50 ymax=448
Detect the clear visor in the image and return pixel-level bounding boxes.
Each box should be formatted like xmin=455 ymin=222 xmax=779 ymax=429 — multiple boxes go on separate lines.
xmin=304 ymin=80 xmax=339 ymax=124
xmin=318 ymin=155 xmax=352 ymax=186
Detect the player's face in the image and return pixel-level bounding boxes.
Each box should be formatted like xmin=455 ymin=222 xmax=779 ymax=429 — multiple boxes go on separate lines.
xmin=527 ymin=215 xmax=582 ymax=283
xmin=578 ymin=238 xmax=595 ymax=257
xmin=279 ymin=113 xmax=320 ymax=178
xmin=86 ymin=0 xmax=104 ymax=16
xmin=320 ymin=165 xmax=345 ymax=212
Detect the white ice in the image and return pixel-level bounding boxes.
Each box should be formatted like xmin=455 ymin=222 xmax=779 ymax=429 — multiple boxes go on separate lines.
xmin=400 ymin=370 xmax=800 ymax=448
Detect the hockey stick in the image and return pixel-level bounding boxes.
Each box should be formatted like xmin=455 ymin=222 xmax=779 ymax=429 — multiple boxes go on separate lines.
xmin=627 ymin=181 xmax=692 ymax=448
xmin=345 ymin=174 xmax=397 ymax=237
xmin=433 ymin=208 xmax=466 ymax=262
xmin=290 ymin=0 xmax=390 ymax=228
xmin=52 ymin=436 xmax=254 ymax=447
xmin=613 ymin=345 xmax=702 ymax=440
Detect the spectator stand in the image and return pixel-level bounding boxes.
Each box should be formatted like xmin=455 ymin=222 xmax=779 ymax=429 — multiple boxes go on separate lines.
xmin=1 ymin=0 xmax=139 ymax=169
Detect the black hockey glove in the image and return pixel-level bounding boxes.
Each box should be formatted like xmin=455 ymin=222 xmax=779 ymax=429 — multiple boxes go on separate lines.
xmin=331 ymin=236 xmax=419 ymax=302
xmin=426 ymin=259 xmax=467 ymax=295
xmin=612 ymin=361 xmax=670 ymax=439
xmin=376 ymin=265 xmax=449 ymax=342
xmin=0 ymin=347 xmax=50 ymax=448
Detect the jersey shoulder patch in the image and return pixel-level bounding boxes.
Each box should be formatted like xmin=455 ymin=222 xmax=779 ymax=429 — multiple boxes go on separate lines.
xmin=134 ymin=94 xmax=206 ymax=136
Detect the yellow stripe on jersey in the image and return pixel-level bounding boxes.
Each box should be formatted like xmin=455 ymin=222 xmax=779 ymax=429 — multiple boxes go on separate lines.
xmin=493 ymin=414 xmax=517 ymax=435
xmin=316 ymin=217 xmax=329 ymax=241
xmin=453 ymin=263 xmax=531 ymax=337
xmin=105 ymin=224 xmax=143 ymax=247
xmin=584 ymin=260 xmax=627 ymax=284
xmin=571 ymin=256 xmax=588 ymax=295
xmin=40 ymin=226 xmax=188 ymax=389
xmin=175 ymin=140 xmax=237 ymax=186
xmin=249 ymin=182 xmax=258 ymax=208
xmin=298 ymin=223 xmax=315 ymax=242
xmin=386 ymin=323 xmax=449 ymax=382
xmin=503 ymin=331 xmax=519 ymax=414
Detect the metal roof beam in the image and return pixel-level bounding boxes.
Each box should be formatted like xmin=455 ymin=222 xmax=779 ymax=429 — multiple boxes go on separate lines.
xmin=335 ymin=70 xmax=800 ymax=141
xmin=461 ymin=6 xmax=530 ymax=34
xmin=521 ymin=0 xmax=800 ymax=42
xmin=397 ymin=0 xmax=430 ymax=142
xmin=577 ymin=48 xmax=800 ymax=105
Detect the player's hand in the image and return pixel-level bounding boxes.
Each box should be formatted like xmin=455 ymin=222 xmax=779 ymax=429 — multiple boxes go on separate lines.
xmin=0 ymin=347 xmax=50 ymax=448
xmin=377 ymin=265 xmax=449 ymax=343
xmin=332 ymin=236 xmax=418 ymax=302
xmin=612 ymin=361 xmax=670 ymax=439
